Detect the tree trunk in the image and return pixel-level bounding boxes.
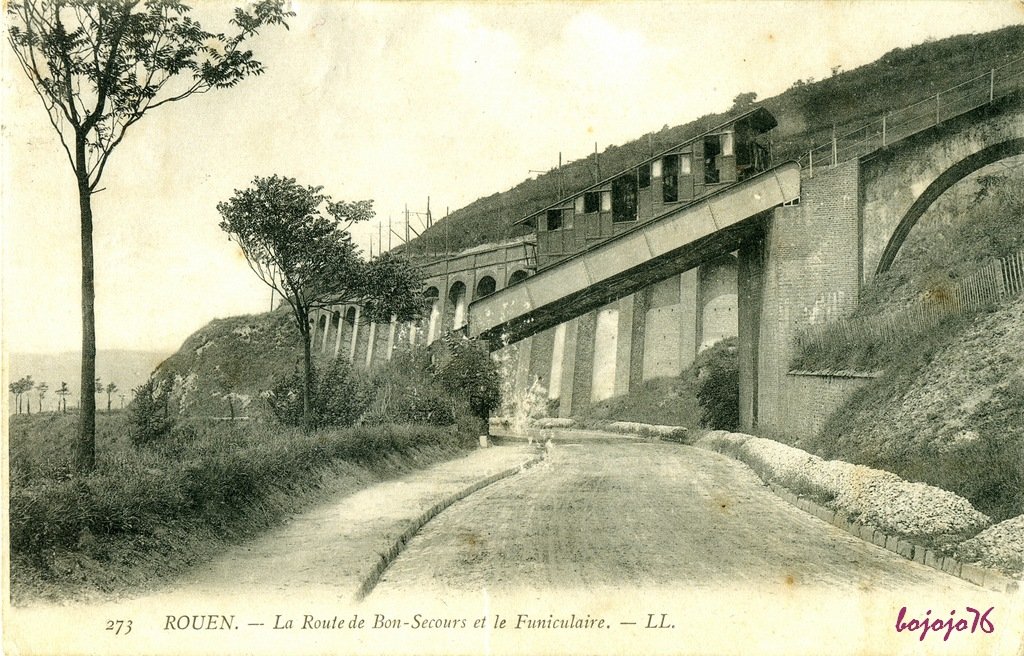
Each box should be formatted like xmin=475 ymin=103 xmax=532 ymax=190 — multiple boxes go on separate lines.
xmin=76 ymin=156 xmax=97 ymax=472
xmin=107 ymin=394 xmax=111 ymax=413
xmin=302 ymin=327 xmax=313 ymax=434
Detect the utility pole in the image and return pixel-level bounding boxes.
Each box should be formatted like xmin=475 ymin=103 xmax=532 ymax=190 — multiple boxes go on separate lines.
xmin=404 ymin=204 xmax=410 ymax=257
xmin=558 ymin=152 xmax=563 ymax=198
xmin=388 ymin=215 xmax=392 ymax=251
xmin=595 ymin=141 xmax=600 ymax=180
xmin=378 ymin=221 xmax=382 ymax=256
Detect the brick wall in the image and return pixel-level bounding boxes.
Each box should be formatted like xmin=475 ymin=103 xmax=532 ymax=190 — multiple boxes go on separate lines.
xmin=758 ymin=160 xmax=863 ymax=435
xmin=771 ymin=372 xmax=872 ymax=440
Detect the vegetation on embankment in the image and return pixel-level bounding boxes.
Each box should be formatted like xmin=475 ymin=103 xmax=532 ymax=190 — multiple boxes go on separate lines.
xmin=153 ymin=308 xmax=304 ymax=417
xmin=581 ymin=338 xmax=738 ymax=431
xmin=8 ymin=413 xmax=477 ymax=604
xmin=789 ymin=164 xmax=1024 ymax=523
xmin=401 ymin=26 xmax=1024 ymax=257
xmin=799 ymin=296 xmax=1024 ymax=523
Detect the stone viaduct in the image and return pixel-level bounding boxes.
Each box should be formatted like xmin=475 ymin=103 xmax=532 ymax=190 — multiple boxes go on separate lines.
xmin=311 ymin=90 xmax=1023 ymax=439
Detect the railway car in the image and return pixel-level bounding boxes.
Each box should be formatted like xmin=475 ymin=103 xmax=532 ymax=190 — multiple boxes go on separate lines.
xmin=518 ymin=107 xmax=777 ymax=268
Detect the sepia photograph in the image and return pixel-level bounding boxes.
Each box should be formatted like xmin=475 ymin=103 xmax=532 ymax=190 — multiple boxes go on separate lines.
xmin=3 ymin=1 xmax=1024 ymax=654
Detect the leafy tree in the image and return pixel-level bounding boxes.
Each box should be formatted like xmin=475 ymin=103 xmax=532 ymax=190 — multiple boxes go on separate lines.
xmin=7 ymin=0 xmax=292 ymax=471
xmin=36 ymin=381 xmax=48 ymax=412
xmin=218 ymin=175 xmax=425 ymax=432
xmin=105 ymin=381 xmax=118 ymax=412
xmin=20 ymin=376 xmax=36 ymax=415
xmin=8 ymin=377 xmax=32 ymax=414
xmin=434 ymin=334 xmax=502 ymax=427
xmin=731 ymin=91 xmax=757 ymax=111
xmin=56 ymin=381 xmax=70 ymax=413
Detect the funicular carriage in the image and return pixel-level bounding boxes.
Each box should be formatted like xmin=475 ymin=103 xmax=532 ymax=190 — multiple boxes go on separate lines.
xmin=520 ymin=107 xmax=777 ymax=269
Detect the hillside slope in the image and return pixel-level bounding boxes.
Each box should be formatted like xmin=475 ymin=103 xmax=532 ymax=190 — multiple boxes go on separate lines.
xmin=806 ymin=296 xmax=1024 ymax=523
xmin=401 ymin=25 xmax=1024 ymax=257
xmin=154 ymin=309 xmax=308 ymax=418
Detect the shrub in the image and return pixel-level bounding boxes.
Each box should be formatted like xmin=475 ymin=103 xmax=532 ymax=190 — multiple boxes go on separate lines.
xmin=128 ymin=377 xmax=174 ymax=445
xmin=265 ymin=360 xmax=375 ymax=429
xmin=433 ymin=334 xmax=502 ymax=421
xmin=695 ymin=339 xmax=739 ymax=430
xmin=316 ymin=359 xmax=375 ymax=428
xmin=365 ymin=350 xmax=455 ymax=425
xmin=265 ymin=365 xmax=306 ymax=427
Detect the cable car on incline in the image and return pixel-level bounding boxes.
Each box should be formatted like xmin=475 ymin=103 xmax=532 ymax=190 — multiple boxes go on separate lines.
xmin=518 ymin=107 xmax=777 ymax=269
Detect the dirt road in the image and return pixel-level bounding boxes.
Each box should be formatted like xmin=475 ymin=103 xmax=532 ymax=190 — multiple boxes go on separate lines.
xmin=372 ymin=441 xmax=977 ymax=596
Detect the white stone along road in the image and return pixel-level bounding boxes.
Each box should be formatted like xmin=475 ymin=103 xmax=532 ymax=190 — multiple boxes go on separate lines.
xmin=371 ymin=440 xmax=978 ymax=596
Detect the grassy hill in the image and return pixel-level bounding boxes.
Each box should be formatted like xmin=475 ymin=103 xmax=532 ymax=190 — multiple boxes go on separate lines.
xmin=398 ymin=25 xmax=1024 ymax=258
xmin=152 ymin=309 xmax=307 ymax=418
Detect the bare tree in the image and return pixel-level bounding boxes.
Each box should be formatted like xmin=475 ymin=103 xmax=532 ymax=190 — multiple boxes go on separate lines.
xmin=7 ymin=0 xmax=292 ymax=471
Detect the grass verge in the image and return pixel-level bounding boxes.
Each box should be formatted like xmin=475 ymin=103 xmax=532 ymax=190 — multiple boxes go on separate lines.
xmin=9 ymin=413 xmax=474 ymax=604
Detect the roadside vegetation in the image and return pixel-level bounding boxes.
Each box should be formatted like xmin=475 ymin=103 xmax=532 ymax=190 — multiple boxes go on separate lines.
xmin=581 ymin=338 xmax=738 ymax=431
xmin=8 ymin=336 xmax=501 ymax=603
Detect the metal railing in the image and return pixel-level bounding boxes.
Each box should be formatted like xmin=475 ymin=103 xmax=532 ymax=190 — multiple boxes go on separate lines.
xmin=800 ymin=56 xmax=1024 ymax=176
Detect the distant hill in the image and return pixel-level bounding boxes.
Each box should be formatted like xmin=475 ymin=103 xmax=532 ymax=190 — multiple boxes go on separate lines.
xmin=398 ymin=25 xmax=1024 ymax=259
xmin=7 ymin=350 xmax=171 ymax=411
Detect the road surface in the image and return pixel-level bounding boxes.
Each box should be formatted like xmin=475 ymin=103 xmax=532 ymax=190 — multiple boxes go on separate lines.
xmin=372 ymin=441 xmax=976 ymax=596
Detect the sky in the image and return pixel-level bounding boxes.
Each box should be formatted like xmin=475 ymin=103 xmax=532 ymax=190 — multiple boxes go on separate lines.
xmin=2 ymin=0 xmax=1022 ymax=355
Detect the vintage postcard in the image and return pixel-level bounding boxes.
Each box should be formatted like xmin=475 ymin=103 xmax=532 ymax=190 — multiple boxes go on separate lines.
xmin=3 ymin=1 xmax=1024 ymax=654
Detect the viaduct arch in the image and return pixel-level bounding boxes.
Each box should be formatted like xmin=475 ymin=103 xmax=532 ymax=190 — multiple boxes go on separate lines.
xmin=861 ymin=97 xmax=1024 ymax=281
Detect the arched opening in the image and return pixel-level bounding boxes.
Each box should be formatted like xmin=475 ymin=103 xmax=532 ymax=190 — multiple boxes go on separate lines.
xmin=339 ymin=307 xmax=357 ymax=359
xmin=508 ymin=270 xmax=529 ymax=285
xmin=475 ymin=275 xmax=497 ymax=299
xmin=876 ymin=138 xmax=1024 ymax=275
xmin=448 ymin=281 xmax=468 ymax=330
xmin=315 ymin=313 xmax=328 ymax=349
xmin=328 ymin=310 xmax=341 ymax=354
xmin=424 ymin=286 xmax=441 ymax=344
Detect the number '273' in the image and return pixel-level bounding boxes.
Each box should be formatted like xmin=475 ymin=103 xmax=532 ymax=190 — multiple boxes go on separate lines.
xmin=105 ymin=620 xmax=132 ymax=635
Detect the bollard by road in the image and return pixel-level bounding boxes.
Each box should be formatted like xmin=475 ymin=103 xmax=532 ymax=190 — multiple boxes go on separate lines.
xmin=479 ymin=435 xmax=489 ymax=448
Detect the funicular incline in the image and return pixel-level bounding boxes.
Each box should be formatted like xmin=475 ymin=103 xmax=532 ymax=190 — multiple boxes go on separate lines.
xmin=467 ymin=162 xmax=801 ymax=347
